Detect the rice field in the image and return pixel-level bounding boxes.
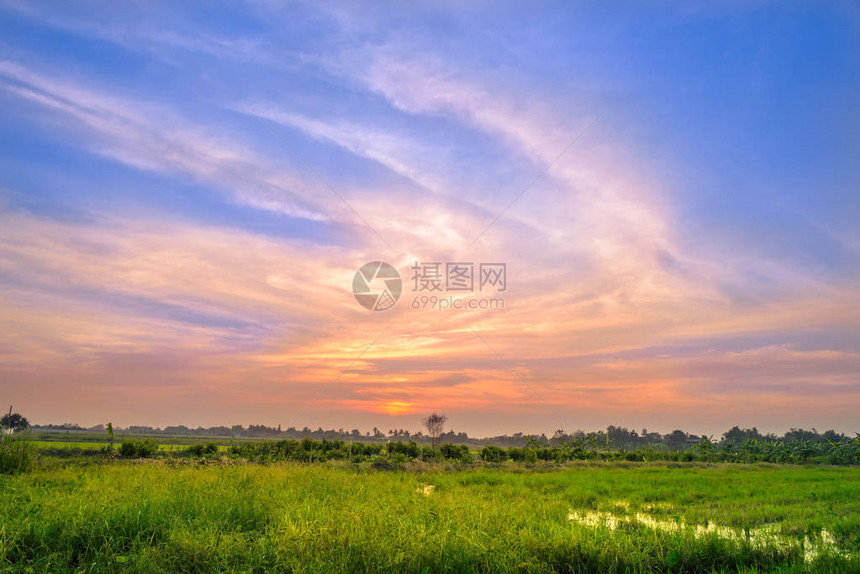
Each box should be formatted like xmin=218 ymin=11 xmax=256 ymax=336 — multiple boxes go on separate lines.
xmin=1 ymin=458 xmax=858 ymax=573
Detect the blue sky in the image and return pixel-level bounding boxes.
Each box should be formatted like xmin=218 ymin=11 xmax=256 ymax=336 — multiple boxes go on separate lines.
xmin=0 ymin=1 xmax=858 ymax=435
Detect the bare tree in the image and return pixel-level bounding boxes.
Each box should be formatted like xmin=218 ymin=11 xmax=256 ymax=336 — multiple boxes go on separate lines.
xmin=423 ymin=413 xmax=448 ymax=448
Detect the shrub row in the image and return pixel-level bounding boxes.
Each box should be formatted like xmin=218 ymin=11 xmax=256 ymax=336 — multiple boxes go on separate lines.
xmin=225 ymin=439 xmax=473 ymax=463
xmin=477 ymin=438 xmax=860 ymax=465
xmin=30 ymin=436 xmax=860 ymax=466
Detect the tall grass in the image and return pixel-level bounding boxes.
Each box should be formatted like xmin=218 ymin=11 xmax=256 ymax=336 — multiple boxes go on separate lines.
xmin=0 ymin=438 xmax=32 ymax=475
xmin=0 ymin=461 xmax=858 ymax=572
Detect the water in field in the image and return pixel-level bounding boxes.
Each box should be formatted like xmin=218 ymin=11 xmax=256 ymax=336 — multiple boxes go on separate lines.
xmin=567 ymin=505 xmax=847 ymax=564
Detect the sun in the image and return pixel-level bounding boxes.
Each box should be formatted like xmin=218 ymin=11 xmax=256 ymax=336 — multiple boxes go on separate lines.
xmin=379 ymin=401 xmax=417 ymax=415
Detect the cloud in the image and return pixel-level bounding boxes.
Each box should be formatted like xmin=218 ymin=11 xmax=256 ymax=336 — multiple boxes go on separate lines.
xmin=0 ymin=60 xmax=347 ymax=224
xmin=0 ymin=0 xmax=287 ymax=66
xmin=0 ymin=2 xmax=857 ymax=434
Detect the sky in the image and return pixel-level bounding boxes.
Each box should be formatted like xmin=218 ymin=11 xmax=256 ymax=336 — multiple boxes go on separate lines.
xmin=0 ymin=1 xmax=858 ymax=437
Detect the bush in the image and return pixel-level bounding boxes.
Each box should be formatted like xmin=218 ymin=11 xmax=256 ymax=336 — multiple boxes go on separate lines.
xmin=118 ymin=441 xmax=136 ymax=458
xmin=186 ymin=442 xmax=219 ymax=458
xmin=387 ymin=441 xmax=420 ymax=459
xmin=118 ymin=439 xmax=158 ymax=458
xmin=440 ymin=443 xmax=471 ymax=463
xmin=137 ymin=439 xmax=158 ymax=457
xmin=0 ymin=439 xmax=32 ymax=474
xmin=186 ymin=444 xmax=204 ymax=457
xmin=508 ymin=447 xmax=526 ymax=462
xmin=420 ymin=446 xmax=443 ymax=462
xmin=480 ymin=445 xmax=507 ymax=462
xmin=352 ymin=442 xmax=383 ymax=458
xmin=535 ymin=448 xmax=555 ymax=461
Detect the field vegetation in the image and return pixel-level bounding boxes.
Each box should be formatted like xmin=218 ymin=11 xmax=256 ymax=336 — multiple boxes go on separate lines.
xmin=1 ymin=452 xmax=858 ymax=573
xmin=16 ymin=431 xmax=860 ymax=466
xmin=1 ymin=430 xmax=860 ymax=572
xmin=3 ymin=417 xmax=859 ymax=572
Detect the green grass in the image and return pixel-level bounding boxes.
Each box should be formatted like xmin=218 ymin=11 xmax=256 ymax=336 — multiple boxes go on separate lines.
xmin=1 ymin=460 xmax=858 ymax=572
xmin=28 ymin=440 xmax=232 ymax=451
xmin=0 ymin=440 xmax=32 ymax=475
xmin=27 ymin=440 xmax=235 ymax=454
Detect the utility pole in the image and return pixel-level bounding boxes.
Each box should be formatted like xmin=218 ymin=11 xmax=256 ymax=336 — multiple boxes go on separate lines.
xmin=1 ymin=405 xmax=10 ymax=445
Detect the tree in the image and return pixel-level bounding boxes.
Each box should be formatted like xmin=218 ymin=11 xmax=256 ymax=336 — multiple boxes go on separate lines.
xmin=0 ymin=412 xmax=29 ymax=432
xmin=422 ymin=413 xmax=447 ymax=448
xmin=722 ymin=426 xmax=763 ymax=445
xmin=665 ymin=430 xmax=688 ymax=450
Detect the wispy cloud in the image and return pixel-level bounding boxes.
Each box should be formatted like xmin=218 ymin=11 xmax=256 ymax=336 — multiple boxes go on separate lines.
xmin=0 ymin=1 xmax=857 ymax=434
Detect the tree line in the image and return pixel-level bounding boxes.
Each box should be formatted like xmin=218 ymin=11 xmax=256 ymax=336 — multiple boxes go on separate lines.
xmin=25 ymin=419 xmax=856 ymax=451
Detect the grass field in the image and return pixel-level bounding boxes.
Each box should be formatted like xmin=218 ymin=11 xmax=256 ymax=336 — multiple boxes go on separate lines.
xmin=1 ymin=459 xmax=858 ymax=573
xmin=25 ymin=440 xmax=233 ymax=453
